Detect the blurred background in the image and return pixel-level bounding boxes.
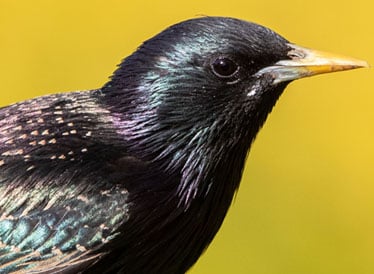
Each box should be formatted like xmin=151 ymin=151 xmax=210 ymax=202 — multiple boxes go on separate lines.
xmin=0 ymin=1 xmax=372 ymax=273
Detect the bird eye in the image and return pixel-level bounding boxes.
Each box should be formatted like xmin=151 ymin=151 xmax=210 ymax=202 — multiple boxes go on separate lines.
xmin=211 ymin=57 xmax=239 ymax=78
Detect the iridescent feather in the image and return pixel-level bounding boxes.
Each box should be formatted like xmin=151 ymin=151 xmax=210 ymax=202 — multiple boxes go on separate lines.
xmin=0 ymin=92 xmax=130 ymax=273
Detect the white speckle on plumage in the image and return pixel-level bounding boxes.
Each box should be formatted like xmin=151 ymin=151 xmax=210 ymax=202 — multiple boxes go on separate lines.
xmin=247 ymin=88 xmax=257 ymax=97
xmin=31 ymin=130 xmax=39 ymax=136
xmin=0 ymin=160 xmax=4 ymax=166
xmin=26 ymin=119 xmax=33 ymax=124
xmin=14 ymin=125 xmax=22 ymax=131
xmin=50 ymin=155 xmax=57 ymax=160
xmin=70 ymin=130 xmax=77 ymax=134
xmin=26 ymin=165 xmax=35 ymax=171
xmin=29 ymin=141 xmax=37 ymax=146
xmin=67 ymin=122 xmax=74 ymax=127
xmin=2 ymin=149 xmax=24 ymax=156
xmin=81 ymin=148 xmax=88 ymax=153
xmin=38 ymin=140 xmax=47 ymax=145
xmin=56 ymin=117 xmax=64 ymax=123
xmin=54 ymin=111 xmax=63 ymax=115
xmin=18 ymin=134 xmax=27 ymax=139
xmin=62 ymin=132 xmax=69 ymax=136
xmin=101 ymin=190 xmax=111 ymax=197
xmin=37 ymin=118 xmax=44 ymax=123
xmin=42 ymin=129 xmax=50 ymax=135
xmin=48 ymin=138 xmax=57 ymax=144
xmin=121 ymin=189 xmax=129 ymax=195
xmin=0 ymin=213 xmax=15 ymax=221
xmin=24 ymin=155 xmax=31 ymax=159
xmin=5 ymin=139 xmax=14 ymax=145
xmin=76 ymin=244 xmax=87 ymax=252
xmin=85 ymin=131 xmax=92 ymax=137
xmin=52 ymin=248 xmax=63 ymax=256
xmin=68 ymin=151 xmax=74 ymax=155
xmin=77 ymin=195 xmax=89 ymax=203
xmin=247 ymin=81 xmax=261 ymax=97
xmin=10 ymin=245 xmax=21 ymax=253
xmin=58 ymin=155 xmax=66 ymax=160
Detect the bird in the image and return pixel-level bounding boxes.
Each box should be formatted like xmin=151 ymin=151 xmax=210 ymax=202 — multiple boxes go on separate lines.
xmin=0 ymin=17 xmax=367 ymax=274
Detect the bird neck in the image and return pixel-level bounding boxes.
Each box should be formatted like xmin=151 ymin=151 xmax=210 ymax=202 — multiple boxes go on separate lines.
xmin=97 ymin=83 xmax=287 ymax=273
xmin=100 ymin=82 xmax=287 ymax=207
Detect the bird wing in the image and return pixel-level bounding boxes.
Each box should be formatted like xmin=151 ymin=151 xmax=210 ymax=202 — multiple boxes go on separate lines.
xmin=0 ymin=92 xmax=130 ymax=273
xmin=0 ymin=174 xmax=129 ymax=273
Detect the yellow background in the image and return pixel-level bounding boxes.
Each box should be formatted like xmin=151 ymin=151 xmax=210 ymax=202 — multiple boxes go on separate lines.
xmin=0 ymin=1 xmax=373 ymax=273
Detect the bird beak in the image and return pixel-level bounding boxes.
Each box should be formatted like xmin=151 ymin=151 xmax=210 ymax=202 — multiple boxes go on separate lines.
xmin=255 ymin=44 xmax=369 ymax=84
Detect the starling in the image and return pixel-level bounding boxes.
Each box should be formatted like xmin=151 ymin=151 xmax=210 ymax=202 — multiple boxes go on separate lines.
xmin=0 ymin=17 xmax=367 ymax=274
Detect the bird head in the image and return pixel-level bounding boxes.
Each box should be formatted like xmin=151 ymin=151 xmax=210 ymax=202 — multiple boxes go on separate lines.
xmin=102 ymin=17 xmax=367 ymax=200
xmin=105 ymin=17 xmax=292 ymax=135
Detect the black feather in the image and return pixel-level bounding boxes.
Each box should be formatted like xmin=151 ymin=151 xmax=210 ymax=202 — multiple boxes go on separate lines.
xmin=0 ymin=17 xmax=299 ymax=273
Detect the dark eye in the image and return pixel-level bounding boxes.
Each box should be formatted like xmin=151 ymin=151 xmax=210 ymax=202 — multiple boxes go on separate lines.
xmin=211 ymin=57 xmax=239 ymax=78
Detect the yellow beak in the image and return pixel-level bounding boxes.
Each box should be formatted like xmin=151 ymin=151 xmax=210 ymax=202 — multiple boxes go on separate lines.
xmin=255 ymin=44 xmax=369 ymax=84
